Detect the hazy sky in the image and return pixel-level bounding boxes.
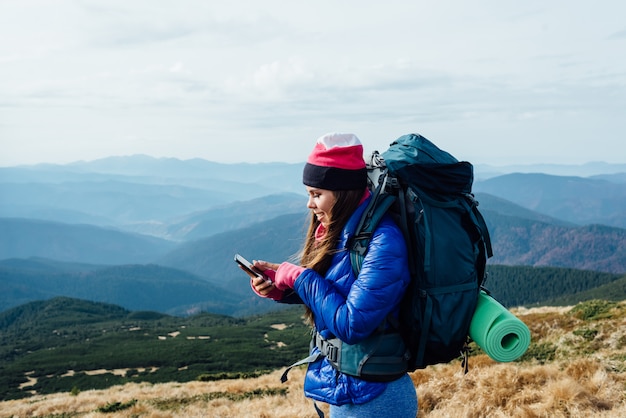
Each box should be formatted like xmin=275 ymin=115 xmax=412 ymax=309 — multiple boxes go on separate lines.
xmin=1 ymin=0 xmax=625 ymax=167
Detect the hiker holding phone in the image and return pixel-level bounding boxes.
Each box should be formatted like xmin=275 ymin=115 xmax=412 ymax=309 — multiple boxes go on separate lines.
xmin=248 ymin=133 xmax=418 ymax=417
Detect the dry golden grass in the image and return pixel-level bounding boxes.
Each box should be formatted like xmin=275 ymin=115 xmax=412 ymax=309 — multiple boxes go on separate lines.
xmin=413 ymin=356 xmax=625 ymax=417
xmin=0 ymin=369 xmax=321 ymax=418
xmin=2 ymin=302 xmax=625 ymax=418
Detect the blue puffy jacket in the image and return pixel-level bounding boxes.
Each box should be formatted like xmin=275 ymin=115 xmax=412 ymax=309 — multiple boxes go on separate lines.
xmin=285 ymin=195 xmax=411 ymax=405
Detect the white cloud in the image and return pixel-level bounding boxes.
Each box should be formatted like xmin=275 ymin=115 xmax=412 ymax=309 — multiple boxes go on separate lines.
xmin=0 ymin=0 xmax=625 ymax=166
xmin=169 ymin=62 xmax=185 ymax=73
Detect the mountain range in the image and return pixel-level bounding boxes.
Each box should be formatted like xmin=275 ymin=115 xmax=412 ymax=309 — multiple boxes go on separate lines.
xmin=1 ymin=155 xmax=625 ymax=316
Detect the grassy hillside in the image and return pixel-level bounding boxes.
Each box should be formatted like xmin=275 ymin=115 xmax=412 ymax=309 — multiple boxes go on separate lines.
xmin=0 ymin=298 xmax=310 ymax=401
xmin=1 ymin=299 xmax=624 ymax=417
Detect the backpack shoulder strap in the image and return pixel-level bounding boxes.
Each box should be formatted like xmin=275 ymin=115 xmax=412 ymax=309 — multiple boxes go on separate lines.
xmin=349 ymin=190 xmax=397 ymax=277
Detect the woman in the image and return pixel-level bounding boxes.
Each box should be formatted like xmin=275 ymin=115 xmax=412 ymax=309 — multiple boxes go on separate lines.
xmin=248 ymin=133 xmax=418 ymax=417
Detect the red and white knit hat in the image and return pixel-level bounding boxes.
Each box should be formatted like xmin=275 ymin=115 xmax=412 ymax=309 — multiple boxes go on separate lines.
xmin=302 ymin=133 xmax=367 ymax=191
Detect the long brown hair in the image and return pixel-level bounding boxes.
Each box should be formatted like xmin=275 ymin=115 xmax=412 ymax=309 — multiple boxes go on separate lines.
xmin=298 ymin=188 xmax=365 ymax=324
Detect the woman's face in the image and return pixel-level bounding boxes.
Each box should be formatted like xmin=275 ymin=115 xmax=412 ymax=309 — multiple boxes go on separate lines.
xmin=305 ymin=186 xmax=336 ymax=227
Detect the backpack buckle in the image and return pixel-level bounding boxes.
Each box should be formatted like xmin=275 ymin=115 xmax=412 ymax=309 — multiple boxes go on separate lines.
xmin=314 ymin=333 xmax=340 ymax=363
xmin=385 ymin=176 xmax=400 ymax=191
xmin=349 ymin=233 xmax=371 ymax=257
xmin=324 ymin=345 xmax=339 ymax=363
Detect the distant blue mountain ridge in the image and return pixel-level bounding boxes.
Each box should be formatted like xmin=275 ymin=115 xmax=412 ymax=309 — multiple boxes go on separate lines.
xmin=0 ymin=155 xmax=625 ymax=316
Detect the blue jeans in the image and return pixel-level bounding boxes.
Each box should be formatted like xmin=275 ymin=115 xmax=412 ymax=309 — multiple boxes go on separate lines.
xmin=329 ymin=373 xmax=418 ymax=418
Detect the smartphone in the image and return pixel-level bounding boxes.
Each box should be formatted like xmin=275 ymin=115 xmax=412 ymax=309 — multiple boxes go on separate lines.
xmin=234 ymin=254 xmax=272 ymax=283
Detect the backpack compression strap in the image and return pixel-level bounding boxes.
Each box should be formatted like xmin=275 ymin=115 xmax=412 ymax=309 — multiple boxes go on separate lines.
xmin=466 ymin=196 xmax=494 ymax=259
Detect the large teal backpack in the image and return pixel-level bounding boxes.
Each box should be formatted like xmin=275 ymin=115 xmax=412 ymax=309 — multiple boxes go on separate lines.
xmin=350 ymin=133 xmax=493 ymax=371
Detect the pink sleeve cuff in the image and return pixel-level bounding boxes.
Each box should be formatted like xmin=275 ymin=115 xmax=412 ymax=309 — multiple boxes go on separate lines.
xmin=274 ymin=262 xmax=305 ymax=290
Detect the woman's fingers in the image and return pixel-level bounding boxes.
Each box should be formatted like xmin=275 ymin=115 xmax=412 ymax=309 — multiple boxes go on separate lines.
xmin=254 ymin=260 xmax=280 ymax=271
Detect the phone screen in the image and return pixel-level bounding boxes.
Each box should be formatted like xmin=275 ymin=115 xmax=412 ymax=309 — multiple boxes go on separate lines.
xmin=234 ymin=254 xmax=264 ymax=278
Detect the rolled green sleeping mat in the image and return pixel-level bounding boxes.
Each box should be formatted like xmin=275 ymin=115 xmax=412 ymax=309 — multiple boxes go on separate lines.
xmin=469 ymin=290 xmax=531 ymax=362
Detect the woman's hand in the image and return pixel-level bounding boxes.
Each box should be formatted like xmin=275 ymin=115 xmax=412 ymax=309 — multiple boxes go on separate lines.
xmin=249 ymin=260 xmax=281 ymax=298
xmin=250 ymin=274 xmax=274 ymax=296
xmin=247 ymin=260 xmax=304 ymax=294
